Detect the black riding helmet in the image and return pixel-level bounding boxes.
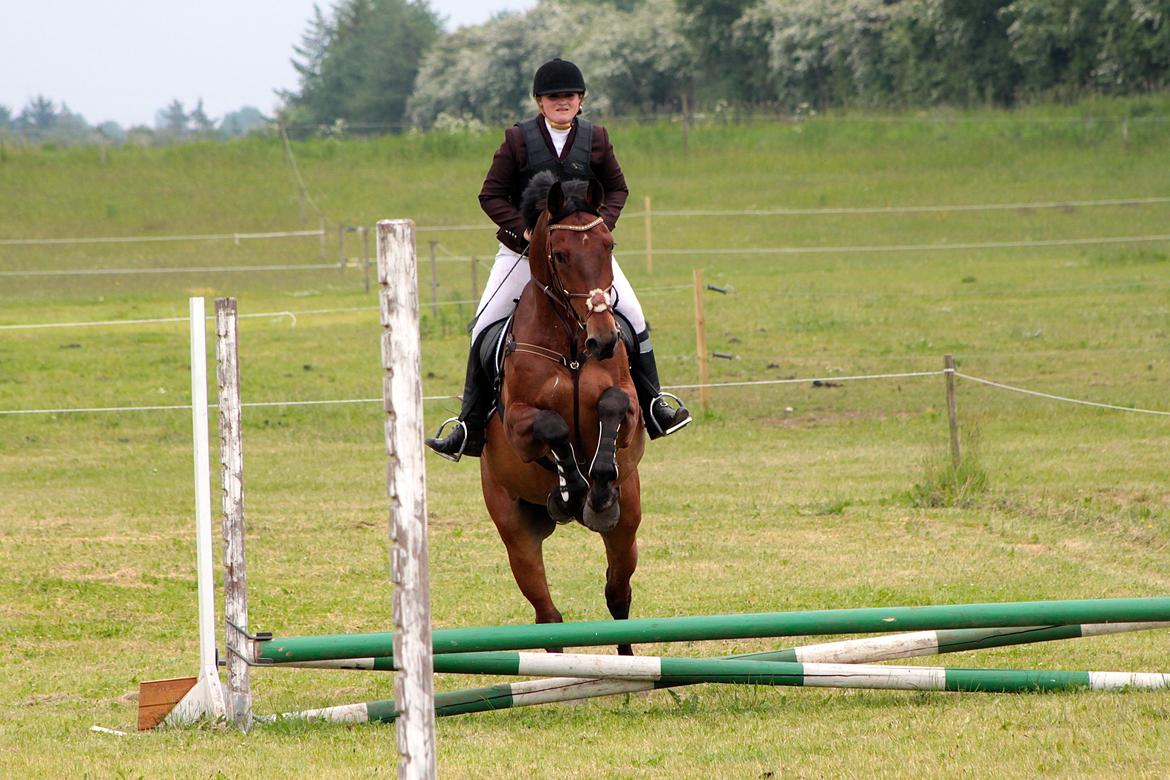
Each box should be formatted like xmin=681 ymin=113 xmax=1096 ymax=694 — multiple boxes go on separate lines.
xmin=532 ymin=58 xmax=586 ymax=97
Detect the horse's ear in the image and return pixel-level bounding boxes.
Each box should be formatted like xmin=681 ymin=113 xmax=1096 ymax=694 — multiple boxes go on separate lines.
xmin=586 ymin=178 xmax=605 ymax=210
xmin=546 ymin=180 xmax=566 ymax=218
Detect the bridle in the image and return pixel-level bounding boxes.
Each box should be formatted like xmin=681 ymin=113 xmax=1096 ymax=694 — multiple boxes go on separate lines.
xmin=540 ymin=214 xmax=614 ymax=329
xmin=509 ymin=211 xmax=617 ymax=373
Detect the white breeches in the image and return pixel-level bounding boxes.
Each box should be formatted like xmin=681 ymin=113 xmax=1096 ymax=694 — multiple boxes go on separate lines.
xmin=470 ymin=243 xmax=647 ymax=342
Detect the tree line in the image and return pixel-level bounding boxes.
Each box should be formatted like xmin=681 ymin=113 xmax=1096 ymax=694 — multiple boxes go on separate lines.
xmin=0 ymin=96 xmax=269 ymax=146
xmin=283 ymin=0 xmax=1170 ymax=133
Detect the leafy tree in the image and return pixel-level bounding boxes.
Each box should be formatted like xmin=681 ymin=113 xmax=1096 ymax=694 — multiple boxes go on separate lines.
xmin=219 ymin=106 xmax=269 ymax=138
xmin=0 ymin=105 xmax=12 ymax=130
xmin=189 ymin=99 xmax=216 ymax=134
xmin=676 ymin=0 xmax=760 ymax=102
xmin=156 ymin=99 xmax=190 ymax=135
xmin=16 ymin=95 xmax=59 ymax=134
xmin=284 ymin=0 xmax=442 ymax=130
xmin=1093 ymin=0 xmax=1170 ymax=92
xmin=410 ymin=0 xmax=696 ymax=126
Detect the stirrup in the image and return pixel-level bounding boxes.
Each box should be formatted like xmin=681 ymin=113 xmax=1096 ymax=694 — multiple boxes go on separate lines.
xmin=649 ymin=392 xmax=692 ymax=437
xmin=427 ymin=417 xmax=468 ymax=462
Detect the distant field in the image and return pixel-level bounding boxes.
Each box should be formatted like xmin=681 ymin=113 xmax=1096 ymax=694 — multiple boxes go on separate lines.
xmin=2 ymin=99 xmax=1170 ymax=778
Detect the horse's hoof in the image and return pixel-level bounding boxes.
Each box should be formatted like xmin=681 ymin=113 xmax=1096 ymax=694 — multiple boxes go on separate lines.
xmin=581 ymin=499 xmax=620 ymax=533
xmin=546 ymin=491 xmax=580 ymax=524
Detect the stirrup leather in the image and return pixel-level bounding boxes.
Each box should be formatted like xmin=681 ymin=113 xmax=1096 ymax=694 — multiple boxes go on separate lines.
xmin=428 ymin=417 xmax=468 ymax=462
xmin=649 ymin=392 xmax=692 ymax=437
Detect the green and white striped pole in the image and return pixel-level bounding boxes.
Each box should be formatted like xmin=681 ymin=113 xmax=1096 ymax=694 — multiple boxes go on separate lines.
xmin=256 ymin=598 xmax=1170 ymax=664
xmin=283 ymin=660 xmax=1170 ymax=726
xmin=275 ymin=621 xmax=1170 ymax=725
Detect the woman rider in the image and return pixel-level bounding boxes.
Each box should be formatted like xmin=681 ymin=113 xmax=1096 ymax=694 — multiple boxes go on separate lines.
xmin=426 ymin=57 xmax=691 ymax=460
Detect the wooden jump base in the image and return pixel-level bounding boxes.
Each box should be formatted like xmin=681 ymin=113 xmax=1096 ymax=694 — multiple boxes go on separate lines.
xmin=254 ymin=597 xmax=1170 ymax=665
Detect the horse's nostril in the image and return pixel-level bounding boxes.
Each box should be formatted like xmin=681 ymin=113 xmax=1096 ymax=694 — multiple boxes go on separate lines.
xmin=586 ymin=338 xmax=600 ymax=352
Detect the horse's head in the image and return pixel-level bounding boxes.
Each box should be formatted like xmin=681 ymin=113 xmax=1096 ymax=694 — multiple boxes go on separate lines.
xmin=525 ymin=173 xmax=620 ymax=359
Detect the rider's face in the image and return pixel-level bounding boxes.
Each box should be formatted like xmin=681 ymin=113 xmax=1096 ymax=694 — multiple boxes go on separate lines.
xmin=537 ymin=93 xmax=583 ymax=125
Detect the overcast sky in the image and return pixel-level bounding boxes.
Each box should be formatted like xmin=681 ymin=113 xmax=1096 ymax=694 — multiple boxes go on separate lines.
xmin=0 ymin=0 xmax=535 ymax=127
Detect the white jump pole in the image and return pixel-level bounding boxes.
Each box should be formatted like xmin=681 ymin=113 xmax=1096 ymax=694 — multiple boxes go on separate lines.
xmin=162 ymin=297 xmax=228 ymax=725
xmin=377 ymin=220 xmax=437 ymax=778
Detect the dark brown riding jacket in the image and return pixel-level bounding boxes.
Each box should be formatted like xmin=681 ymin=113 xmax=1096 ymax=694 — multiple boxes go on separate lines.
xmin=478 ymin=116 xmax=629 ymax=254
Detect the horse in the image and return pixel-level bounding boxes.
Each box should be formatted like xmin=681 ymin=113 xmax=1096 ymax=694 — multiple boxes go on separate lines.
xmin=480 ymin=172 xmax=645 ymax=655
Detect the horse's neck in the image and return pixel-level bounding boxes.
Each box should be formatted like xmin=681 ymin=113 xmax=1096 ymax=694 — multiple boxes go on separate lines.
xmin=513 ymin=282 xmax=579 ymax=351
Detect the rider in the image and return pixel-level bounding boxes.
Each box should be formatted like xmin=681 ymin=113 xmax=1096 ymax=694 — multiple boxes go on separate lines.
xmin=425 ymin=57 xmax=691 ymax=461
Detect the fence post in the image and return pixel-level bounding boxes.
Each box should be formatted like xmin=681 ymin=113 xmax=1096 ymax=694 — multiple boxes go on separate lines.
xmin=214 ymin=297 xmax=252 ymax=732
xmin=643 ymin=195 xmax=653 ymax=275
xmin=319 ymin=215 xmax=326 ymax=261
xmin=693 ymin=268 xmax=709 ymax=410
xmin=338 ymin=224 xmax=346 ymax=272
xmin=471 ymin=256 xmax=479 ymax=300
xmin=377 ymin=220 xmax=437 ymax=779
xmin=944 ymin=354 xmax=961 ymax=468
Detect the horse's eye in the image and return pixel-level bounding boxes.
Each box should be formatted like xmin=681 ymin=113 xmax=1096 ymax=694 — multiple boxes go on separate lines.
xmin=551 ymin=250 xmax=567 ymax=264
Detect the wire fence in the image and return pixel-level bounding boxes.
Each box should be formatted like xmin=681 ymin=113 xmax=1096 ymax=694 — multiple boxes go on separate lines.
xmin=2 ymin=368 xmax=1166 ymax=418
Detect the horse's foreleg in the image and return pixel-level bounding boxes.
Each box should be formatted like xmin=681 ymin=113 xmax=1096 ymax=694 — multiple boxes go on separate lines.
xmin=483 ymin=473 xmax=565 ymax=649
xmin=582 ymin=386 xmax=629 ymax=533
xmin=525 ymin=408 xmax=588 ymax=522
xmin=602 ymin=478 xmax=641 ymax=656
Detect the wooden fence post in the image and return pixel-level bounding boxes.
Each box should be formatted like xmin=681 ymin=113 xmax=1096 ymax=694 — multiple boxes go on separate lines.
xmin=215 ymin=297 xmax=252 ymax=732
xmin=944 ymin=354 xmax=961 ymax=468
xmin=693 ymin=268 xmax=709 ymax=410
xmin=471 ymin=256 xmax=479 ymax=300
xmin=377 ymin=220 xmax=437 ymax=779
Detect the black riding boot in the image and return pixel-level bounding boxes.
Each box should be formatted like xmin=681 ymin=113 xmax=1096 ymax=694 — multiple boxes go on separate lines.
xmin=425 ymin=331 xmax=493 ymax=461
xmin=630 ymin=326 xmax=692 ymax=440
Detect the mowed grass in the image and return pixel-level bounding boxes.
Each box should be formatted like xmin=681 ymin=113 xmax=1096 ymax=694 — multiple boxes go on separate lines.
xmin=2 ymin=98 xmax=1170 ymax=777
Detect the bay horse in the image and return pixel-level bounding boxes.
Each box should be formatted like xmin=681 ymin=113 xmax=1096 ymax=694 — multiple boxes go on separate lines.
xmin=480 ymin=172 xmax=645 ymax=655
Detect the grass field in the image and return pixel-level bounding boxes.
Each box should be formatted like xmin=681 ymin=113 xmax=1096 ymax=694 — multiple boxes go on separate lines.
xmin=2 ymin=98 xmax=1170 ymax=778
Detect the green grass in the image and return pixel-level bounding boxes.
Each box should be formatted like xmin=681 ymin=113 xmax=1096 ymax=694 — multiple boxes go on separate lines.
xmin=2 ymin=97 xmax=1170 ymax=777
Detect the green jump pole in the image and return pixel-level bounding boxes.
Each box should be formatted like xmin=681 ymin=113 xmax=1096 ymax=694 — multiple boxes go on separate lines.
xmin=256 ymin=597 xmax=1170 ymax=665
xmin=283 ymin=660 xmax=1170 ymax=726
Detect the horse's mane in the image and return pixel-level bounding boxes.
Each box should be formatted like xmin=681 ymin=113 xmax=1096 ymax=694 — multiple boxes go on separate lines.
xmin=521 ymin=171 xmax=593 ymax=230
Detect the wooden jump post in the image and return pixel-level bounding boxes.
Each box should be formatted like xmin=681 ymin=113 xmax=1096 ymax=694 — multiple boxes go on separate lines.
xmin=377 ymin=219 xmax=438 ymax=778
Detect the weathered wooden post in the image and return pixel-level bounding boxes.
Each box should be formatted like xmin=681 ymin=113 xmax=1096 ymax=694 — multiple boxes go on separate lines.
xmin=319 ymin=215 xmax=327 ymax=261
xmin=693 ymin=268 xmax=709 ymax=409
xmin=377 ymin=220 xmax=437 ymax=778
xmin=215 ymin=297 xmax=252 ymax=732
xmin=944 ymin=354 xmax=961 ymax=467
